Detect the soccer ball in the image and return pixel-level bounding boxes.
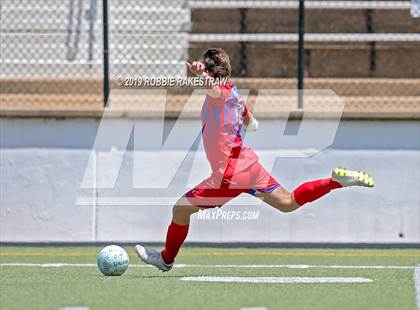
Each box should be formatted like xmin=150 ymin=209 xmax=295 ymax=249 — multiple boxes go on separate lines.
xmin=97 ymin=245 xmax=129 ymax=276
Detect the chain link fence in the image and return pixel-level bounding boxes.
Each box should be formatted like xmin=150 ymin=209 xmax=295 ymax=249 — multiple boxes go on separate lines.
xmin=0 ymin=0 xmax=103 ymax=111
xmin=107 ymin=0 xmax=189 ymax=80
xmin=1 ymin=0 xmax=419 ymax=116
xmin=0 ymin=0 xmax=190 ymax=112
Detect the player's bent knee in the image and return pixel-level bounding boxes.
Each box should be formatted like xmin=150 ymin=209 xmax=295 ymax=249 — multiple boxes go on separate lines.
xmin=172 ymin=200 xmax=199 ymax=218
xmin=172 ymin=204 xmax=188 ymax=217
xmin=273 ymin=192 xmax=297 ymax=213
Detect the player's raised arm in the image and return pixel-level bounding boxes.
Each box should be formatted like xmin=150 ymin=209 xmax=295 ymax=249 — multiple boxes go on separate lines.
xmin=185 ymin=61 xmax=222 ymax=98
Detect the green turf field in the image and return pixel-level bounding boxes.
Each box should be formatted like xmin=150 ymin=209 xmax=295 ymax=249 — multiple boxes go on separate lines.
xmin=0 ymin=246 xmax=419 ymax=310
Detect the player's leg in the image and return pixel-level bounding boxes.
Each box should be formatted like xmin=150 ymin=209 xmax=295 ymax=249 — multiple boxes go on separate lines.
xmin=238 ymin=162 xmax=298 ymax=212
xmin=136 ymin=174 xmax=242 ymax=271
xmin=252 ymin=165 xmax=374 ymax=211
xmin=256 ymin=179 xmax=341 ymax=212
xmin=160 ymin=183 xmax=244 ymax=265
xmin=135 ymin=197 xmax=201 ymax=272
xmin=159 ymin=197 xmax=201 ymax=266
xmin=172 ymin=196 xmax=202 ymax=225
xmin=255 ymin=185 xmax=299 ymax=213
xmin=291 ymin=167 xmax=375 ymax=207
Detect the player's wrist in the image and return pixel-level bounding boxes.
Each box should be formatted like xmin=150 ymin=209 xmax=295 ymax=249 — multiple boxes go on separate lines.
xmin=197 ymin=71 xmax=208 ymax=78
xmin=246 ymin=114 xmax=259 ymax=131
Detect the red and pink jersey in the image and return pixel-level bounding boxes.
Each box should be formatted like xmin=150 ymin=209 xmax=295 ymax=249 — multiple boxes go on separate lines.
xmin=201 ymin=82 xmax=259 ymax=176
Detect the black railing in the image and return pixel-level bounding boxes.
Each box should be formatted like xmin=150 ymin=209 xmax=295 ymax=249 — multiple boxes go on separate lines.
xmin=102 ymin=0 xmax=110 ymax=107
xmin=297 ymin=0 xmax=305 ymax=109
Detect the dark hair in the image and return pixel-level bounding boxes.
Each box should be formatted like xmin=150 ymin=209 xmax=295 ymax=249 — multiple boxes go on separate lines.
xmin=199 ymin=48 xmax=232 ymax=79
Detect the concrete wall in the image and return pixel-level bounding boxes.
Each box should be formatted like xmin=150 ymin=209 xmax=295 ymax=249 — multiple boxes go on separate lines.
xmin=1 ymin=117 xmax=419 ymax=243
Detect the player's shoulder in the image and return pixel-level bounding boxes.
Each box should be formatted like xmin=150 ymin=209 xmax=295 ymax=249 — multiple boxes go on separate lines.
xmin=219 ymin=81 xmax=237 ymax=101
xmin=219 ymin=80 xmax=233 ymax=88
xmin=206 ymin=81 xmax=234 ymax=104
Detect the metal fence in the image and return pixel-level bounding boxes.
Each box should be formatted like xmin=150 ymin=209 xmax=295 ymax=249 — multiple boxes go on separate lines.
xmin=1 ymin=0 xmax=419 ymax=113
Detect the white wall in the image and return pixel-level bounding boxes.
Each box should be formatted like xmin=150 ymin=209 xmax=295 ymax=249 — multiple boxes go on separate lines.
xmin=1 ymin=118 xmax=419 ymax=243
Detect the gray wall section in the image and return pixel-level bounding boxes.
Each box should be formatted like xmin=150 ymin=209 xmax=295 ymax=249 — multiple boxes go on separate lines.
xmin=2 ymin=118 xmax=420 ymax=150
xmin=1 ymin=118 xmax=419 ymax=243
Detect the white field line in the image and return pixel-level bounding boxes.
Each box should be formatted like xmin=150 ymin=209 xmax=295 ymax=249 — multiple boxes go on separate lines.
xmin=180 ymin=276 xmax=373 ymax=284
xmin=0 ymin=263 xmax=416 ymax=270
xmin=415 ymin=267 xmax=420 ymax=310
xmin=181 ymin=264 xmax=416 ymax=270
xmin=240 ymin=308 xmax=268 ymax=310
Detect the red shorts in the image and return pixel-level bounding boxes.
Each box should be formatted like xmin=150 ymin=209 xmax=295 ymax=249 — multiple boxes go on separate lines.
xmin=185 ymin=161 xmax=280 ymax=208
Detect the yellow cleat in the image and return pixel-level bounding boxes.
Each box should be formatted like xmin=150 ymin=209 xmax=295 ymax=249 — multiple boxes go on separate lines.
xmin=332 ymin=167 xmax=375 ymax=188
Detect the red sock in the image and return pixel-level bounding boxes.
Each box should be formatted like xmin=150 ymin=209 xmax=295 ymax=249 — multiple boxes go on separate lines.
xmin=161 ymin=222 xmax=189 ymax=264
xmin=293 ymin=178 xmax=342 ymax=206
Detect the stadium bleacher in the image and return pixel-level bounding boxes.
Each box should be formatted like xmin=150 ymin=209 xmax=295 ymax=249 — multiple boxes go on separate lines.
xmin=0 ymin=0 xmax=419 ymax=118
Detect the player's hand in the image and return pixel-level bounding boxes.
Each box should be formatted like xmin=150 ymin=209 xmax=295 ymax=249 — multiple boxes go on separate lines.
xmin=245 ymin=113 xmax=259 ymax=131
xmin=186 ymin=61 xmax=206 ymax=76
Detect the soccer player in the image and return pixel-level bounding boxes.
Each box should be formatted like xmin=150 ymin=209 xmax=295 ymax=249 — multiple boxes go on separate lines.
xmin=136 ymin=48 xmax=374 ymax=271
